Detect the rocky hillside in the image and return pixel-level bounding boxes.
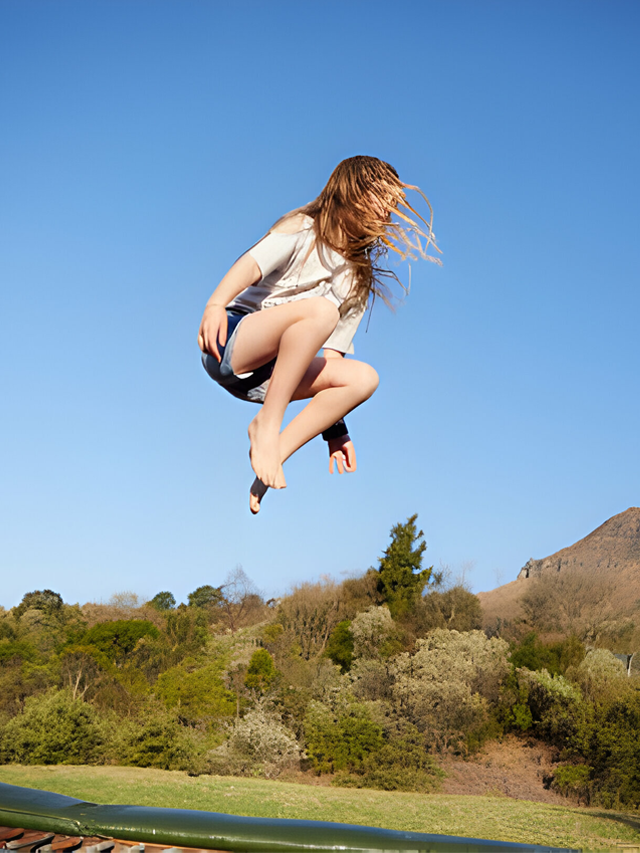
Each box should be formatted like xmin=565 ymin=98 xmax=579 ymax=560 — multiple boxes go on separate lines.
xmin=478 ymin=507 xmax=640 ymax=630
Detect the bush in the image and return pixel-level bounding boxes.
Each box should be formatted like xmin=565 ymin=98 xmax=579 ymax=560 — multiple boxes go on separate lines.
xmin=573 ymin=649 xmax=626 ymax=701
xmin=510 ymin=633 xmax=585 ymax=675
xmin=211 ymin=704 xmax=301 ymax=778
xmin=325 ymin=621 xmax=354 ymax=672
xmin=80 ymin=620 xmax=160 ymax=664
xmin=551 ymin=764 xmax=592 ymax=803
xmin=0 ymin=690 xmax=110 ymax=765
xmin=390 ymin=629 xmax=510 ymax=751
xmin=304 ymin=701 xmax=384 ymax=774
xmin=520 ymin=668 xmax=584 ymax=747
xmin=350 ymin=607 xmax=399 ymax=660
xmin=123 ymin=708 xmax=205 ymax=772
xmin=154 ymin=661 xmax=235 ymax=726
xmin=245 ymin=649 xmax=277 ymax=693
xmin=334 ymin=726 xmax=444 ymax=792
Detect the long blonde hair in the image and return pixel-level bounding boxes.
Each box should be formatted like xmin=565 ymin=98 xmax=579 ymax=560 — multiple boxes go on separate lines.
xmin=283 ymin=155 xmax=441 ymax=313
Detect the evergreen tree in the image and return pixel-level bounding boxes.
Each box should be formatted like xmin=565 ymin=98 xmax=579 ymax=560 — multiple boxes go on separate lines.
xmin=375 ymin=514 xmax=432 ymax=618
xmin=187 ymin=584 xmax=223 ymax=609
xmin=149 ymin=591 xmax=177 ymax=612
xmin=244 ymin=649 xmax=277 ymax=693
xmin=15 ymin=589 xmax=63 ymax=619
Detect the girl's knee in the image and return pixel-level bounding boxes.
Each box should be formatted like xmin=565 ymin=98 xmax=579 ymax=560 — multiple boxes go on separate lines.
xmin=305 ymin=296 xmax=340 ymax=331
xmin=354 ymin=362 xmax=379 ymax=400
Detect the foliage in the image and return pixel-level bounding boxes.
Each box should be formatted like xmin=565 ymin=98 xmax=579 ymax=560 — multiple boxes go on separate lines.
xmin=334 ymin=725 xmax=444 ymax=792
xmin=324 ymin=620 xmax=354 ymax=672
xmin=188 ymin=584 xmax=224 ymax=609
xmin=245 ymin=649 xmax=277 ymax=693
xmin=0 ymin=690 xmax=110 ymax=765
xmin=570 ymin=691 xmax=640 ymax=809
xmin=351 ymin=606 xmax=399 ymax=660
xmin=551 ymin=764 xmax=592 ymax=803
xmin=80 ymin=620 xmax=160 ymax=664
xmin=211 ymin=703 xmax=301 ymax=778
xmin=277 ymin=578 xmax=348 ymax=660
xmin=573 ymin=648 xmax=626 ymax=701
xmin=304 ymin=701 xmax=384 ymax=774
xmin=374 ymin=515 xmax=432 ymax=618
xmin=149 ymin=592 xmax=176 ymax=611
xmin=14 ymin=590 xmax=63 ymax=619
xmin=431 ymin=586 xmax=483 ymax=632
xmin=519 ymin=668 xmax=584 ymax=747
xmin=390 ymin=629 xmax=510 ymax=751
xmin=59 ymin=645 xmax=112 ymax=700
xmin=510 ymin=633 xmax=585 ymax=675
xmin=154 ymin=660 xmax=235 ymax=725
xmin=521 ymin=567 xmax=616 ymax=640
xmin=122 ymin=707 xmax=206 ymax=772
xmin=349 ymin=658 xmax=394 ymax=702
xmin=0 ymin=640 xmax=38 ymax=664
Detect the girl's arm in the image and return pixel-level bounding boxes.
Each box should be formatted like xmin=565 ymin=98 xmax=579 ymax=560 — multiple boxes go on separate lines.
xmin=198 ymin=253 xmax=262 ymax=361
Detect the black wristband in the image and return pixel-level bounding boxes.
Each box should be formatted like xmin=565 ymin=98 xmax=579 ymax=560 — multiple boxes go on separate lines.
xmin=322 ymin=419 xmax=349 ymax=442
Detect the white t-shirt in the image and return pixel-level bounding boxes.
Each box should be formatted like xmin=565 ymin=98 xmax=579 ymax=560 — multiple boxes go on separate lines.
xmin=228 ymin=215 xmax=366 ymax=355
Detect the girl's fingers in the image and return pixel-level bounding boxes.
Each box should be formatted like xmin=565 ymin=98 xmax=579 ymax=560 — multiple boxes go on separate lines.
xmin=329 ymin=451 xmax=345 ymax=474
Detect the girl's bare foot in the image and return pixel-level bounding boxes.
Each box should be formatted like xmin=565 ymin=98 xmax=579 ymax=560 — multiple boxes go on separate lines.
xmin=248 ymin=415 xmax=286 ymax=489
xmin=249 ymin=478 xmax=269 ymax=514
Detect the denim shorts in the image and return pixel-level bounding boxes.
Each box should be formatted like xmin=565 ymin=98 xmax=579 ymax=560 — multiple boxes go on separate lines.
xmin=201 ymin=310 xmax=275 ymax=404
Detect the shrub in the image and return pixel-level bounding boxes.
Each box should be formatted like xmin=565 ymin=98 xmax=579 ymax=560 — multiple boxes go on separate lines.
xmin=123 ymin=708 xmax=205 ymax=772
xmin=551 ymin=764 xmax=592 ymax=803
xmin=245 ymin=649 xmax=277 ymax=693
xmin=573 ymin=649 xmax=626 ymax=701
xmin=520 ymin=668 xmax=584 ymax=747
xmin=390 ymin=629 xmax=510 ymax=751
xmin=334 ymin=727 xmax=444 ymax=792
xmin=80 ymin=620 xmax=160 ymax=664
xmin=325 ymin=621 xmax=354 ymax=672
xmin=211 ymin=704 xmax=301 ymax=778
xmin=0 ymin=690 xmax=110 ymax=765
xmin=155 ymin=661 xmax=235 ymax=726
xmin=350 ymin=607 xmax=398 ymax=660
xmin=304 ymin=701 xmax=384 ymax=774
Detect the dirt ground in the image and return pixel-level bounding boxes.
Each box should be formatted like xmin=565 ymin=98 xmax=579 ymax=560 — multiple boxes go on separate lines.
xmin=439 ymin=735 xmax=566 ymax=804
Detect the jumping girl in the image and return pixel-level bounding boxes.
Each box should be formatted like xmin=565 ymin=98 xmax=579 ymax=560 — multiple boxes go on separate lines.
xmin=198 ymin=155 xmax=439 ymax=514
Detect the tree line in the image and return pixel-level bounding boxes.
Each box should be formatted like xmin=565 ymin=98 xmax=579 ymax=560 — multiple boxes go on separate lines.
xmin=1 ymin=515 xmax=639 ymax=810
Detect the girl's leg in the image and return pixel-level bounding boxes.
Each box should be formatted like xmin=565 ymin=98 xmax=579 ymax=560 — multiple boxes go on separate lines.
xmin=229 ymin=297 xmax=340 ymax=489
xmin=249 ymin=355 xmax=379 ymax=513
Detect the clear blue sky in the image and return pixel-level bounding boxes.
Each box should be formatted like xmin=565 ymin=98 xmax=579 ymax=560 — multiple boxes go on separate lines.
xmin=1 ymin=0 xmax=638 ymax=608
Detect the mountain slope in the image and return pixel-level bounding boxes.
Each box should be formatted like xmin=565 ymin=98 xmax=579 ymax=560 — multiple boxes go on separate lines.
xmin=478 ymin=507 xmax=640 ymax=628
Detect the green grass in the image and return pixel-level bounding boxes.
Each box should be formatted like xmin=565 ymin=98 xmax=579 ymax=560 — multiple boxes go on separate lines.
xmin=1 ymin=765 xmax=639 ymax=850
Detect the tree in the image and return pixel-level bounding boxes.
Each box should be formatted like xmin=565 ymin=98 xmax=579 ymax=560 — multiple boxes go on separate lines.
xmin=245 ymin=649 xmax=277 ymax=693
xmin=375 ymin=515 xmax=432 ymax=618
xmin=149 ymin=592 xmax=177 ymax=612
xmin=350 ymin=606 xmax=399 ymax=660
xmin=325 ymin=621 xmax=354 ymax=672
xmin=80 ymin=620 xmax=160 ymax=664
xmin=218 ymin=567 xmax=265 ymax=632
xmin=14 ymin=590 xmax=63 ymax=619
xmin=188 ymin=584 xmax=224 ymax=609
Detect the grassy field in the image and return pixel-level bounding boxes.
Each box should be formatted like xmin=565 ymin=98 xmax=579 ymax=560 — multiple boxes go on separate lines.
xmin=1 ymin=765 xmax=640 ymax=851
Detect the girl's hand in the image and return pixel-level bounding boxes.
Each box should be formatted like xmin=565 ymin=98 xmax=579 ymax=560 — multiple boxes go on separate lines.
xmin=328 ymin=436 xmax=357 ymax=474
xmin=198 ymin=304 xmax=228 ymax=362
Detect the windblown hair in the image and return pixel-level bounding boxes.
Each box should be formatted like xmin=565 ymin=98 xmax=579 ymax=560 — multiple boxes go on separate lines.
xmin=276 ymin=155 xmax=441 ymax=314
